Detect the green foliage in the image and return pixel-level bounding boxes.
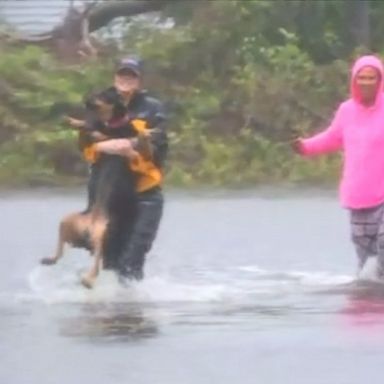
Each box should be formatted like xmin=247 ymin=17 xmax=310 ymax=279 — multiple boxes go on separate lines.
xmin=121 ymin=4 xmax=350 ymax=187
xmin=3 ymin=0 xmax=384 ymax=187
xmin=0 ymin=45 xmax=114 ymax=185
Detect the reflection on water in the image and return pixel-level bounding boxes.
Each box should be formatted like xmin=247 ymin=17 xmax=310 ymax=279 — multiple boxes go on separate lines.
xmin=59 ymin=303 xmax=159 ymax=342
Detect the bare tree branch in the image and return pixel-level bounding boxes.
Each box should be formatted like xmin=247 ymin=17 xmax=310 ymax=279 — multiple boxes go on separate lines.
xmin=1 ymin=0 xmax=174 ymax=61
xmin=78 ymin=14 xmax=97 ymax=58
xmin=88 ymin=0 xmax=170 ymax=32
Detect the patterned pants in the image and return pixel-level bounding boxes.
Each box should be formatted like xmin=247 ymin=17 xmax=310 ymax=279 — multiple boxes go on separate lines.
xmin=350 ymin=203 xmax=384 ymax=275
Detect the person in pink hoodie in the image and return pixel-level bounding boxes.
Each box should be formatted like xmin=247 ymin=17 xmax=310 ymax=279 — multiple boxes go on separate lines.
xmin=293 ymin=55 xmax=384 ymax=278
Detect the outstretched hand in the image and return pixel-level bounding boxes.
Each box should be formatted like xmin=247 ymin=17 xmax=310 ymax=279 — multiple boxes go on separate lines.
xmin=290 ymin=138 xmax=304 ymax=155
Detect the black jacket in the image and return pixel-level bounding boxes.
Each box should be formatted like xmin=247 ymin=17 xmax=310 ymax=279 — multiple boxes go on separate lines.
xmin=108 ymin=87 xmax=168 ymax=169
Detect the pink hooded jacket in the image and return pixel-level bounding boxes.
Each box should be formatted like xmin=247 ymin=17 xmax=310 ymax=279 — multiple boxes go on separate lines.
xmin=300 ymin=55 xmax=384 ymax=209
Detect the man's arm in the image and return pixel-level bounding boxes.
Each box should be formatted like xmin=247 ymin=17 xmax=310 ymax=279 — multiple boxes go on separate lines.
xmin=145 ymin=98 xmax=168 ymax=168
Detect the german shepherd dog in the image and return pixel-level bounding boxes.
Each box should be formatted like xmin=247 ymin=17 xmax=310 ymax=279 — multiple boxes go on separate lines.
xmin=41 ymin=90 xmax=144 ymax=288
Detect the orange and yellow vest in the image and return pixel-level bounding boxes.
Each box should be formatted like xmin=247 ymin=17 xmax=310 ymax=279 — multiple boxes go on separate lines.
xmin=81 ymin=119 xmax=162 ymax=193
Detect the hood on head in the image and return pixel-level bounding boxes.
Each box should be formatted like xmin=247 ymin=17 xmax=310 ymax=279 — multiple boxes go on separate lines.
xmin=351 ymin=55 xmax=384 ymax=105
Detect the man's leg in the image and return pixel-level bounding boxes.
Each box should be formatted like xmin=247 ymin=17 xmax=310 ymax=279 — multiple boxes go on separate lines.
xmin=102 ymin=213 xmax=125 ymax=270
xmin=118 ymin=188 xmax=164 ymax=280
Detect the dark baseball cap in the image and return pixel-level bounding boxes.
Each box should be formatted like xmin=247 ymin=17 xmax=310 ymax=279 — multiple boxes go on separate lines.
xmin=116 ymin=57 xmax=142 ymax=76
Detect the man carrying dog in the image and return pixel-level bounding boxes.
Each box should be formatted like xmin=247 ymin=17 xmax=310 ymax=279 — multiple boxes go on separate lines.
xmin=68 ymin=57 xmax=168 ymax=282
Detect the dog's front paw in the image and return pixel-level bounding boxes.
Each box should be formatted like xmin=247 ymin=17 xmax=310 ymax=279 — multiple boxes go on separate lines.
xmin=40 ymin=257 xmax=57 ymax=266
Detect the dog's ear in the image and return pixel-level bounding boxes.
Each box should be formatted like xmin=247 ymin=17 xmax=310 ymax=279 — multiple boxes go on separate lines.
xmin=85 ymin=98 xmax=97 ymax=111
xmin=85 ymin=90 xmax=117 ymax=113
xmin=83 ymin=91 xmax=100 ymax=111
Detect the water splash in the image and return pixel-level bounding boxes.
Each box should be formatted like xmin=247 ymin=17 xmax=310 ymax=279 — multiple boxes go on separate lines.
xmin=22 ymin=263 xmax=355 ymax=306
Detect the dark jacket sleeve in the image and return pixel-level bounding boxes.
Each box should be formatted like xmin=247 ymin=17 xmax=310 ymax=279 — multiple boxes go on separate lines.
xmin=146 ymin=98 xmax=168 ymax=169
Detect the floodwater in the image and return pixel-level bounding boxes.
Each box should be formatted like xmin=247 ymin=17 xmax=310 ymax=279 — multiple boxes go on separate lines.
xmin=1 ymin=188 xmax=384 ymax=384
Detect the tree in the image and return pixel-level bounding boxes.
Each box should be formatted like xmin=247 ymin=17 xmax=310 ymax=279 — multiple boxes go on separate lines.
xmin=348 ymin=0 xmax=371 ymax=50
xmin=1 ymin=0 xmax=175 ymax=62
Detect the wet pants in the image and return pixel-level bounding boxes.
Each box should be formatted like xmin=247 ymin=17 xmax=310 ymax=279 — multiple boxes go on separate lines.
xmin=350 ymin=203 xmax=384 ymax=275
xmin=101 ymin=186 xmax=163 ymax=280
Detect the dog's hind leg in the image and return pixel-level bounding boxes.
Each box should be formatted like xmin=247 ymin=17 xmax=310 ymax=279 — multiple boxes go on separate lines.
xmin=40 ymin=214 xmax=78 ymax=266
xmin=80 ymin=219 xmax=106 ymax=289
